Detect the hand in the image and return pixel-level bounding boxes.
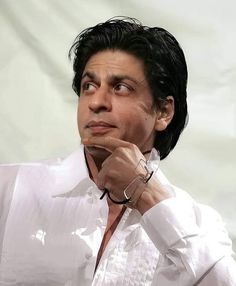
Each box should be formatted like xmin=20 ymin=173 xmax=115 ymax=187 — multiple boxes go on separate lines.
xmin=83 ymin=136 xmax=146 ymax=199
xmin=83 ymin=136 xmax=172 ymax=214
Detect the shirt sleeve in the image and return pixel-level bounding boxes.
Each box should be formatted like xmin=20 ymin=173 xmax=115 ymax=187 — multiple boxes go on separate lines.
xmin=140 ymin=196 xmax=236 ymax=286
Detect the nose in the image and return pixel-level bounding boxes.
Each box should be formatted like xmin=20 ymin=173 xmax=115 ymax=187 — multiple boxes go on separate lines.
xmin=88 ymin=87 xmax=112 ymax=113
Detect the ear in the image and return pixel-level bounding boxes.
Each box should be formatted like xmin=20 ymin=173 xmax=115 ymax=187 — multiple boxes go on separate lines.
xmin=154 ymin=96 xmax=175 ymax=131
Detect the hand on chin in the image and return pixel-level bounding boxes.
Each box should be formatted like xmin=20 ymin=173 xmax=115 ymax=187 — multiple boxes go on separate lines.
xmin=86 ymin=145 xmax=111 ymax=158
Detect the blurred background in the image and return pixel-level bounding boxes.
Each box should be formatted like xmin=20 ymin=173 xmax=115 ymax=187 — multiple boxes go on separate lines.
xmin=0 ymin=0 xmax=235 ymax=250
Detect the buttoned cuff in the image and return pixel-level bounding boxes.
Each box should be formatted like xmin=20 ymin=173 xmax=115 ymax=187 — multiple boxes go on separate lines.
xmin=141 ymin=197 xmax=200 ymax=254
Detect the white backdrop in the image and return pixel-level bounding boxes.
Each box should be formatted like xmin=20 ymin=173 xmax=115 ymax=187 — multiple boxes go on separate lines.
xmin=0 ymin=0 xmax=235 ymax=249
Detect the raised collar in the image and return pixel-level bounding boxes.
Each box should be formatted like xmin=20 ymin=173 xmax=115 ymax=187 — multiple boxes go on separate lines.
xmin=49 ymin=145 xmax=94 ymax=197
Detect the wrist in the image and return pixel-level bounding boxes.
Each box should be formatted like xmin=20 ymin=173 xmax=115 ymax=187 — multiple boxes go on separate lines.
xmin=134 ymin=177 xmax=173 ymax=215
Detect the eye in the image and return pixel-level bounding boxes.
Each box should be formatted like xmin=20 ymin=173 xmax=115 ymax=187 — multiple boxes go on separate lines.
xmin=114 ymin=83 xmax=132 ymax=95
xmin=81 ymin=82 xmax=97 ymax=94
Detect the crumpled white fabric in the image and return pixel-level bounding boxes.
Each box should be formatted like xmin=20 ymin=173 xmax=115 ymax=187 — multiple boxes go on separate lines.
xmin=0 ymin=146 xmax=236 ymax=285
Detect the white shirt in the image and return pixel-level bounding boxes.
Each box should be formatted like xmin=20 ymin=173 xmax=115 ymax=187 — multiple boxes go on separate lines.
xmin=0 ymin=146 xmax=236 ymax=285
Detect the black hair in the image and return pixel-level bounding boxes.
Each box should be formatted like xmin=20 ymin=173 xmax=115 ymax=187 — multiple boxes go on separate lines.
xmin=69 ymin=17 xmax=188 ymax=159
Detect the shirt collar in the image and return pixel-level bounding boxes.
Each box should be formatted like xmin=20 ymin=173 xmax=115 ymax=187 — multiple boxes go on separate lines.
xmin=49 ymin=145 xmax=93 ymax=197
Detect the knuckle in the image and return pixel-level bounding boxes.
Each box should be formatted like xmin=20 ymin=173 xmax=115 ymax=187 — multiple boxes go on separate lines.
xmin=115 ymin=143 xmax=133 ymax=154
xmin=115 ymin=146 xmax=125 ymax=153
xmin=107 ymin=169 xmax=117 ymax=179
xmin=127 ymin=142 xmax=135 ymax=149
xmin=113 ymin=155 xmax=122 ymax=164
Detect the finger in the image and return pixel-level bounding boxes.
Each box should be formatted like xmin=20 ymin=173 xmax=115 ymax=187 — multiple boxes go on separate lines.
xmin=82 ymin=136 xmax=131 ymax=153
xmin=97 ymin=166 xmax=110 ymax=190
xmin=97 ymin=174 xmax=105 ymax=190
xmin=101 ymin=153 xmax=113 ymax=168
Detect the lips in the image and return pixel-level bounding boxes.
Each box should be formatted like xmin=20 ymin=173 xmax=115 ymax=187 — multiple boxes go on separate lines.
xmin=86 ymin=121 xmax=115 ymax=128
xmin=86 ymin=120 xmax=116 ymax=135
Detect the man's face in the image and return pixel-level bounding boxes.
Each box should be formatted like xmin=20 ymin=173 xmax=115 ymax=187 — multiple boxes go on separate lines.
xmin=77 ymin=50 xmax=159 ymax=158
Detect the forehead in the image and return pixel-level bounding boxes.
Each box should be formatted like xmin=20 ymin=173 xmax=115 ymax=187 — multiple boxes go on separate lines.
xmin=82 ymin=49 xmax=147 ymax=82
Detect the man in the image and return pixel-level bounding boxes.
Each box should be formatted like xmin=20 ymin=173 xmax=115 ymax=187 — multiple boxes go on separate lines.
xmin=0 ymin=17 xmax=235 ymax=285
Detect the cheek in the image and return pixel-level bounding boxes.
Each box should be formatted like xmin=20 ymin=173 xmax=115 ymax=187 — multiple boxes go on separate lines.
xmin=122 ymin=111 xmax=156 ymax=137
xmin=77 ymin=103 xmax=87 ymax=133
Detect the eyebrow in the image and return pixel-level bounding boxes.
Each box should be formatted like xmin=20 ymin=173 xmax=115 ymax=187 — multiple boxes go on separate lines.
xmin=81 ymin=71 xmax=98 ymax=81
xmin=81 ymin=71 xmax=139 ymax=85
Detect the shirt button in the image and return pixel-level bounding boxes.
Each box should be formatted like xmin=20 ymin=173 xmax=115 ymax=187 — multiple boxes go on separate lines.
xmin=85 ymin=253 xmax=92 ymax=260
xmin=87 ymin=189 xmax=93 ymax=196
